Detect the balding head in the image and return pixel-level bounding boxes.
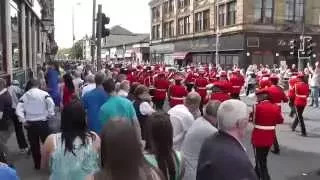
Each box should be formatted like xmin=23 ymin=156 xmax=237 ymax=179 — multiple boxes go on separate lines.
xmin=185 ymin=92 xmax=201 ymax=114
xmin=86 ymin=74 xmax=95 ymax=84
xmin=204 ymin=100 xmax=221 ymax=125
xmin=95 ymin=72 xmax=105 ymax=85
xmin=217 ymin=100 xmax=249 ymax=136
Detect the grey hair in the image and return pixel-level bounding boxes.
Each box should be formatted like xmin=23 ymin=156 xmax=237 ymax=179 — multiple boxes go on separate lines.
xmin=204 ymin=100 xmax=221 ymax=118
xmin=185 ymin=92 xmax=201 ymax=106
xmin=119 ymin=80 xmax=130 ymax=91
xmin=217 ymin=100 xmax=249 ymax=131
xmin=86 ymin=74 xmax=95 ymax=83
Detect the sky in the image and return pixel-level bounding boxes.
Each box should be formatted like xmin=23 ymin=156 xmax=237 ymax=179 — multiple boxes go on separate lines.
xmin=55 ymin=0 xmax=151 ymax=48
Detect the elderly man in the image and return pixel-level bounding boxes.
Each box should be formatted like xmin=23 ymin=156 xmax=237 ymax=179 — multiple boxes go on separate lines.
xmin=16 ymin=79 xmax=55 ymax=170
xmin=197 ymin=99 xmax=258 ymax=180
xmin=168 ymin=92 xmax=201 ymax=151
xmin=81 ymin=74 xmax=96 ymax=97
xmin=82 ymin=72 xmax=108 ymax=133
xmin=181 ymin=100 xmax=220 ymax=180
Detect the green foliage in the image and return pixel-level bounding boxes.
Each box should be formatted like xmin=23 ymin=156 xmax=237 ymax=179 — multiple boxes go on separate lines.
xmin=56 ymin=40 xmax=83 ymax=60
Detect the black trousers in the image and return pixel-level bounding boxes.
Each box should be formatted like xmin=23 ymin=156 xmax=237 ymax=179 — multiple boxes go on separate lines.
xmin=8 ymin=109 xmax=28 ymax=149
xmin=25 ymin=121 xmax=51 ymax=169
xmin=292 ymin=106 xmax=307 ymax=135
xmin=186 ymin=83 xmax=194 ymax=92
xmin=154 ymin=99 xmax=165 ymax=110
xmin=255 ymin=146 xmax=271 ymax=180
xmin=289 ymin=100 xmax=296 ymax=117
xmin=246 ymin=84 xmax=255 ymax=96
xmin=231 ymin=93 xmax=240 ymax=99
xmin=272 ymin=134 xmax=280 ymax=152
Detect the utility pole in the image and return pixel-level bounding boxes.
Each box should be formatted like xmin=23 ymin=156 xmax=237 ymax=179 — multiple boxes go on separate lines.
xmin=215 ymin=2 xmax=219 ymax=67
xmin=91 ymin=0 xmax=96 ymax=70
xmin=96 ymin=4 xmax=102 ymax=71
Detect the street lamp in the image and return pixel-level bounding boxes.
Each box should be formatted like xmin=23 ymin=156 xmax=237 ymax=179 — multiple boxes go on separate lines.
xmin=246 ymin=52 xmax=251 ymax=57
xmin=72 ymin=2 xmax=81 ymax=46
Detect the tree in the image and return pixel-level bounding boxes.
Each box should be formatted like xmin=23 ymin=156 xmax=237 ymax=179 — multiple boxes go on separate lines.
xmin=71 ymin=41 xmax=83 ymax=60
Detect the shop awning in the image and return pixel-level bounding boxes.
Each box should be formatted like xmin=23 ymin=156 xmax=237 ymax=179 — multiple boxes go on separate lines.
xmin=173 ymin=52 xmax=189 ymax=60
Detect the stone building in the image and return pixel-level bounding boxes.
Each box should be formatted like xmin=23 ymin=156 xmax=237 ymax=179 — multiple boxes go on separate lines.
xmin=0 ymin=0 xmax=56 ymax=84
xmin=149 ymin=0 xmax=320 ymax=69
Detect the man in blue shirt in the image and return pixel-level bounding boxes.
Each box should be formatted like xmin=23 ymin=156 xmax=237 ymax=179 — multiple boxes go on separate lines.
xmin=82 ymin=72 xmax=108 ymax=133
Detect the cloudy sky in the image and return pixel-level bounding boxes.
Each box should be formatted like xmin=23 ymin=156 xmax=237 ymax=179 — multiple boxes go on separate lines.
xmin=55 ymin=0 xmax=151 ymax=48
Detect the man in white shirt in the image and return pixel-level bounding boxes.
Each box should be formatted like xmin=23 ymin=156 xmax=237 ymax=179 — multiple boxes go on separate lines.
xmin=16 ymin=79 xmax=55 ymax=170
xmin=81 ymin=74 xmax=96 ymax=97
xmin=181 ymin=101 xmax=220 ymax=180
xmin=168 ymin=92 xmax=201 ymax=151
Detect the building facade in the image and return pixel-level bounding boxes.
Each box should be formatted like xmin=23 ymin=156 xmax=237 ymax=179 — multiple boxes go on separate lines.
xmin=149 ymin=0 xmax=320 ymax=69
xmin=102 ymin=26 xmax=150 ymax=64
xmin=0 ymin=0 xmax=56 ymax=85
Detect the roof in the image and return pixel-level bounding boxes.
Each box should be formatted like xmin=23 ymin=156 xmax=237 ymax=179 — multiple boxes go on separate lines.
xmin=110 ymin=25 xmax=134 ymax=35
xmin=103 ymin=26 xmax=150 ymax=48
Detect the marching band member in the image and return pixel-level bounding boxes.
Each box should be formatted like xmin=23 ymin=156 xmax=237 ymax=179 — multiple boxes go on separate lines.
xmin=252 ymin=89 xmax=283 ymax=180
xmin=168 ymin=74 xmax=188 ymax=108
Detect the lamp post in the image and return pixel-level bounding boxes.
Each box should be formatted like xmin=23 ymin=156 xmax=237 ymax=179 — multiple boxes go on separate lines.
xmin=72 ymin=2 xmax=81 ymax=46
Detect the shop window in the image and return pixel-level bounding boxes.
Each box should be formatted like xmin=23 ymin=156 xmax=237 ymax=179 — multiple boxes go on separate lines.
xmin=0 ymin=1 xmax=4 ymax=72
xmin=10 ymin=0 xmax=22 ymax=69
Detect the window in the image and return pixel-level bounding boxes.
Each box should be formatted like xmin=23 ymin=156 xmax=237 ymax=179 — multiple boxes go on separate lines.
xmin=203 ymin=10 xmax=210 ymax=30
xmin=178 ymin=18 xmax=184 ymax=35
xmin=254 ymin=0 xmax=274 ymax=24
xmin=195 ymin=10 xmax=210 ymax=32
xmin=195 ymin=12 xmax=203 ymax=32
xmin=0 ymin=0 xmax=4 ymax=72
xmin=169 ymin=21 xmax=174 ymax=37
xmin=179 ymin=0 xmax=190 ymax=9
xmin=184 ymin=16 xmax=190 ymax=34
xmin=163 ymin=22 xmax=170 ymax=38
xmin=227 ymin=1 xmax=236 ymax=25
xmin=178 ymin=16 xmax=190 ymax=35
xmin=152 ymin=7 xmax=160 ymax=20
xmin=163 ymin=2 xmax=169 ymax=15
xmin=156 ymin=25 xmax=160 ymax=39
xmin=285 ymin=0 xmax=304 ymax=23
xmin=10 ymin=0 xmax=22 ymax=69
xmin=169 ymin=0 xmax=174 ymax=13
xmin=152 ymin=26 xmax=156 ymax=39
xmin=218 ymin=5 xmax=225 ymax=26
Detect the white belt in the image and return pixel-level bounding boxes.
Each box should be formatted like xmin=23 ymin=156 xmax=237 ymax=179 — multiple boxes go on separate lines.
xmin=171 ymin=97 xmax=185 ymax=100
xmin=254 ymin=125 xmax=276 ymax=130
xmin=296 ymin=94 xmax=307 ymax=98
xmin=156 ymin=89 xmax=167 ymax=92
xmin=198 ymin=87 xmax=206 ymax=90
xmin=232 ymin=86 xmax=241 ymax=88
xmin=276 ymin=103 xmax=281 ymax=106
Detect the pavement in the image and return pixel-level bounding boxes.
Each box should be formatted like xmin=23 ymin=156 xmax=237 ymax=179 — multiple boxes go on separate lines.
xmin=4 ymin=97 xmax=320 ymax=180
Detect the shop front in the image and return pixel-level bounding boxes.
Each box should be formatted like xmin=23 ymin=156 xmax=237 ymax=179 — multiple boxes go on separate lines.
xmin=0 ymin=0 xmax=49 ymax=85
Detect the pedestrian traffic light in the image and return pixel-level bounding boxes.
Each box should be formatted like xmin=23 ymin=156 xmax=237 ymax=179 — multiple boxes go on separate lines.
xmin=96 ymin=13 xmax=110 ymax=38
xmin=289 ymin=39 xmax=299 ymax=56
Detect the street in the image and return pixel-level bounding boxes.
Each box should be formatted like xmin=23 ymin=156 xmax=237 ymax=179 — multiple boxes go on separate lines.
xmin=4 ymin=97 xmax=320 ymax=180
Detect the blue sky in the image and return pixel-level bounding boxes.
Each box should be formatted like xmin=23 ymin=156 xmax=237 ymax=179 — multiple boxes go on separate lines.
xmin=55 ymin=0 xmax=150 ymax=48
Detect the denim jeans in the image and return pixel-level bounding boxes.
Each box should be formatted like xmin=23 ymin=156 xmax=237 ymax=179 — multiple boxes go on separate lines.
xmin=310 ymin=86 xmax=319 ymax=107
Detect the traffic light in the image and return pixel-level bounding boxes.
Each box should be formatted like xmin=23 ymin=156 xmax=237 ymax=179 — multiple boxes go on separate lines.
xmin=101 ymin=13 xmax=110 ymax=38
xmin=96 ymin=13 xmax=110 ymax=38
xmin=289 ymin=39 xmax=299 ymax=56
xmin=304 ymin=38 xmax=315 ymax=57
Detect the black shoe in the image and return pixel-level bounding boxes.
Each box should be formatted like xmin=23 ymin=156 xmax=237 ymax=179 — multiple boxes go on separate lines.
xmin=301 ymin=133 xmax=307 ymax=137
xmin=271 ymin=149 xmax=280 ymax=155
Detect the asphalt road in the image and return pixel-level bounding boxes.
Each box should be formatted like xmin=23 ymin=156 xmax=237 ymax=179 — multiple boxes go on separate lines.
xmin=4 ymin=96 xmax=320 ymax=180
